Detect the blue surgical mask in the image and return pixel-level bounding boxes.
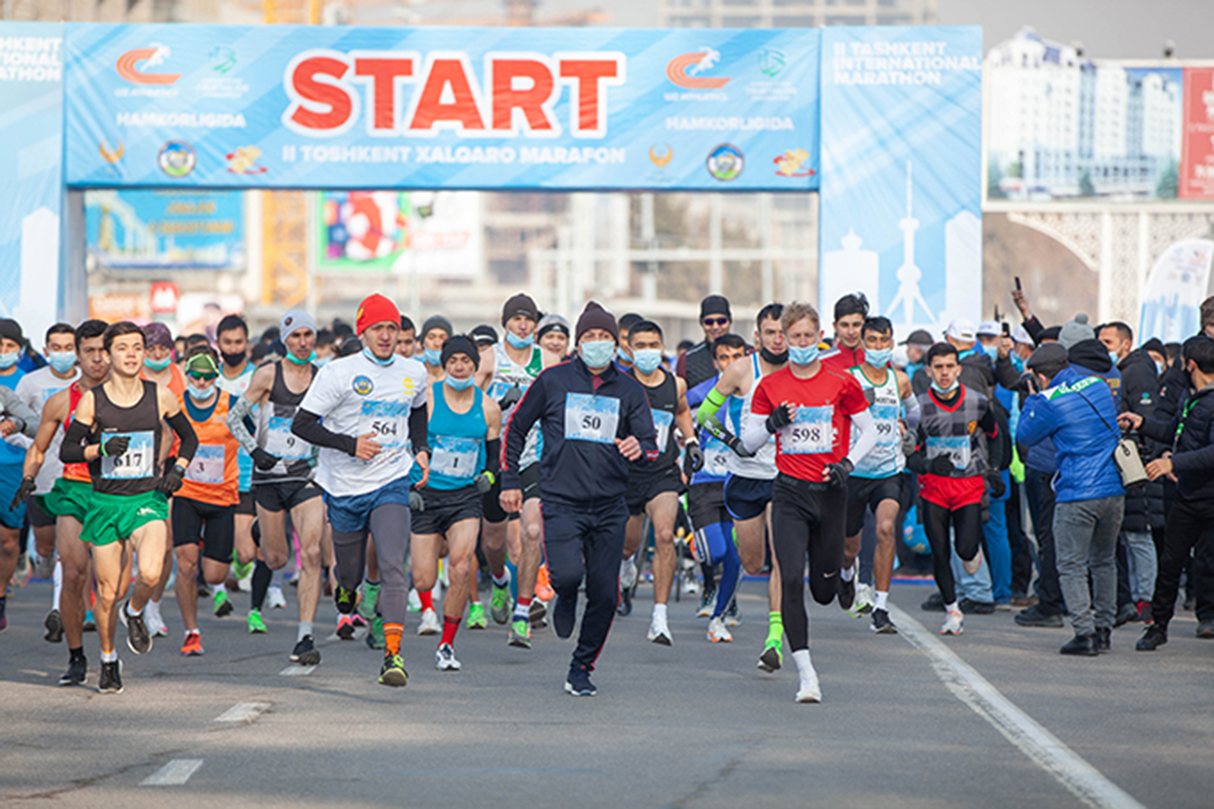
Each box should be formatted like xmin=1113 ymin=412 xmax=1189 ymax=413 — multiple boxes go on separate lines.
xmin=444 ymin=374 xmax=475 ymax=391
xmin=362 ymin=347 xmax=394 ymax=367
xmin=788 ymin=344 xmax=820 ymax=366
xmin=1109 ymin=351 xmax=1121 ymax=367
xmin=616 ymin=347 xmax=632 ymax=364
xmin=144 ymin=355 xmax=171 ymax=372
xmin=424 ymin=347 xmax=442 ymax=366
xmin=314 ymin=356 xmax=331 ymax=368
xmin=187 ymin=383 xmax=214 ymax=402
xmin=48 ymin=351 xmax=76 ymax=374
xmin=931 ymin=380 xmax=960 ymax=396
xmin=866 ymin=347 xmax=893 ymax=368
xmin=982 ymin=344 xmax=999 ymax=362
xmin=581 ymin=340 xmax=616 ymax=369
xmin=632 ymin=348 xmax=663 ymax=374
xmin=1155 ymin=360 xmax=1166 ymax=376
xmin=0 ymin=351 xmax=18 ymax=370
xmin=286 ymin=350 xmax=317 ymax=366
xmin=506 ymin=331 xmax=535 ymax=350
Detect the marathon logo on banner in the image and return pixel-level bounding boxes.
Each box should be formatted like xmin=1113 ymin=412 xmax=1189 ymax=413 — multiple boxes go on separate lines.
xmin=62 ymin=23 xmax=821 ymax=191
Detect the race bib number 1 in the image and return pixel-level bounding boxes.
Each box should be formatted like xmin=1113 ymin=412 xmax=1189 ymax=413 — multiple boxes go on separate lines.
xmin=100 ymin=430 xmax=155 ymax=480
xmin=564 ymin=393 xmax=619 ymax=444
xmin=781 ymin=406 xmax=834 ymax=455
xmin=431 ymin=435 xmax=480 ymax=480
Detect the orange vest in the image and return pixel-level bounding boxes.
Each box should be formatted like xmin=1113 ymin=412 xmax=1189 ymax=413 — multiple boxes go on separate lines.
xmin=177 ymin=391 xmax=240 ymax=506
xmin=63 ymin=382 xmax=91 ymax=484
xmin=142 ymin=364 xmax=185 ymax=456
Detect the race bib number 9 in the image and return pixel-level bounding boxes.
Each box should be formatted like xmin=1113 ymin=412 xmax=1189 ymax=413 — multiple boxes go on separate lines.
xmin=101 ymin=430 xmax=155 ymax=480
xmin=652 ymin=410 xmax=673 ymax=452
xmin=264 ymin=414 xmax=310 ymax=460
xmin=927 ymin=436 xmax=971 ymax=471
xmin=358 ymin=401 xmax=408 ymax=453
xmin=781 ymin=406 xmax=834 ymax=455
xmin=431 ymin=435 xmax=480 ymax=480
xmin=186 ymin=444 xmax=226 ymax=485
xmin=564 ymin=393 xmax=619 ymax=444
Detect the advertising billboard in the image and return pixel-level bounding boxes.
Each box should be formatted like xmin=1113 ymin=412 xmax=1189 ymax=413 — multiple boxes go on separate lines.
xmin=1180 ymin=67 xmax=1214 ymax=200
xmin=85 ymin=189 xmax=245 ymax=269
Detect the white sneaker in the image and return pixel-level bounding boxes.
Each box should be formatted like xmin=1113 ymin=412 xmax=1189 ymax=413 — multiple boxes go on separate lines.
xmin=620 ymin=558 xmax=638 ymax=590
xmin=647 ymin=617 xmax=673 ymax=646
xmin=145 ymin=603 xmax=169 ymax=638
xmin=795 ymin=670 xmax=822 ymax=703
xmin=851 ymin=583 xmax=875 ymax=617
xmin=435 ymin=643 xmax=462 ymax=671
xmin=706 ymin=616 xmax=733 ymax=643
xmin=408 ymin=588 xmax=422 ymax=612
xmin=32 ymin=552 xmax=56 ymax=580
xmin=962 ymin=548 xmax=983 ymax=576
xmin=266 ymin=584 xmax=288 ymax=610
xmin=417 ymin=608 xmax=441 ymax=636
xmin=940 ymin=609 xmax=964 ymax=636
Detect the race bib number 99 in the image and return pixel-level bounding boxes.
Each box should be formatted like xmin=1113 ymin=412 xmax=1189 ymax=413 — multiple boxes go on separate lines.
xmin=781 ymin=406 xmax=834 ymax=455
xmin=101 ymin=430 xmax=155 ymax=480
xmin=564 ymin=393 xmax=619 ymax=444
xmin=871 ymin=403 xmax=900 ymax=447
xmin=927 ymin=436 xmax=971 ymax=471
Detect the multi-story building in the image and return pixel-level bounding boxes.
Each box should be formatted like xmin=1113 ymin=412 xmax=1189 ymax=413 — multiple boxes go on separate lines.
xmin=659 ymin=0 xmax=937 ymax=29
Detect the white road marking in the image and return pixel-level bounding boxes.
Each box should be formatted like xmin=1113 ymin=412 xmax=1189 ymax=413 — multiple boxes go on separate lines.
xmin=889 ymin=605 xmax=1146 ymax=809
xmin=141 ymin=759 xmax=203 ymax=786
xmin=214 ymin=702 xmax=271 ymax=723
xmin=279 ymin=665 xmax=316 ymax=676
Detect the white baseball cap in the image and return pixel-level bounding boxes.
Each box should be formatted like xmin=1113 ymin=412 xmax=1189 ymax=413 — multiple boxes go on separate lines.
xmin=1012 ymin=325 xmax=1034 ymax=346
xmin=977 ymin=320 xmax=1002 ymax=337
xmin=945 ymin=318 xmax=977 ymax=343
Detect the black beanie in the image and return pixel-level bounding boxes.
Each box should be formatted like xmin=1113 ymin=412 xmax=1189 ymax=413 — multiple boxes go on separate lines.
xmin=699 ymin=294 xmax=731 ymax=320
xmin=575 ymin=301 xmax=618 ymax=343
xmin=441 ymin=335 xmax=480 ymax=371
xmin=0 ymin=318 xmax=24 ymax=346
xmin=502 ymin=293 xmax=539 ymax=326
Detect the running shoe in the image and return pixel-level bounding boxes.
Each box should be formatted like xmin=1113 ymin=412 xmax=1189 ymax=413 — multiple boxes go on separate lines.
xmin=291 ymin=634 xmax=321 ymax=665
xmin=335 ymin=584 xmax=357 ymax=615
xmin=435 ymin=643 xmax=462 ymax=671
xmin=336 ymin=614 xmax=357 ymax=640
xmin=553 ymin=594 xmax=576 ymax=639
xmin=83 ymin=609 xmax=96 ymax=632
xmin=266 ymin=583 xmax=288 ymax=610
xmin=1095 ymin=627 xmax=1111 ymax=653
xmin=408 ymin=587 xmax=422 ymax=612
xmin=417 ymin=608 xmax=441 ymax=636
xmin=145 ymin=603 xmax=168 ymax=638
xmin=647 ymin=617 xmax=673 ymax=646
xmin=795 ymin=667 xmax=822 ymax=704
xmin=59 ymin=655 xmax=86 ymax=687
xmin=697 ymin=585 xmax=716 ymax=618
xmin=529 ymin=599 xmax=548 ymax=628
xmin=358 ymin=582 xmax=381 ymax=622
xmin=1136 ymin=624 xmax=1168 ymax=651
xmin=214 ymin=590 xmax=234 ymax=618
xmin=508 ymin=619 xmax=532 ymax=649
xmin=962 ymin=548 xmax=983 ymax=576
xmin=98 ymin=660 xmax=123 ymax=694
xmin=365 ymin=616 xmax=385 ymax=650
xmin=1015 ymin=605 xmax=1064 ymax=628
xmin=467 ymin=602 xmax=488 ymax=630
xmin=379 ymin=653 xmax=408 ymax=687
xmin=757 ymin=641 xmax=783 ymax=673
xmin=33 ymin=552 xmax=55 ymax=580
xmin=565 ymin=665 xmax=597 ymax=697
xmin=706 ymin=616 xmax=733 ymax=643
xmin=617 ymin=586 xmax=633 ymax=617
xmin=247 ymin=609 xmax=268 ymax=634
xmin=724 ymin=598 xmax=741 ymax=627
xmin=44 ymin=608 xmax=63 ymax=643
xmin=940 ymin=609 xmax=964 ymax=636
xmin=534 ymin=564 xmax=555 ymax=602
xmin=232 ymin=559 xmax=253 ymax=581
xmin=870 ymin=608 xmax=898 ymax=634
xmin=1113 ymin=602 xmax=1138 ymax=627
xmin=181 ymin=630 xmax=204 ymax=656
xmin=121 ymin=601 xmax=152 ymax=654
xmin=958 ymin=598 xmax=995 ymax=615
xmin=920 ymin=591 xmax=946 ymax=612
xmin=620 ymin=558 xmax=638 ymax=590
xmin=853 ymin=583 xmax=875 ymax=617
xmin=490 ymin=578 xmax=513 ymax=625
xmin=13 ymin=552 xmax=31 ymax=586
xmin=837 ymin=572 xmax=856 ymax=613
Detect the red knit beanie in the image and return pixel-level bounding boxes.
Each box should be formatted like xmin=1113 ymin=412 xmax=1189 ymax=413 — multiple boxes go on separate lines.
xmin=355 ymin=293 xmax=401 ymax=336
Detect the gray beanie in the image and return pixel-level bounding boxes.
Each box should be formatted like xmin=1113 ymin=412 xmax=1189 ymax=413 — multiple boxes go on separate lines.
xmin=421 ymin=314 xmax=454 ymax=341
xmin=1058 ymin=313 xmax=1095 ymax=350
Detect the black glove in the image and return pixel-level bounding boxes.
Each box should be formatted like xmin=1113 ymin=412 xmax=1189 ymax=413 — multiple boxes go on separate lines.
xmin=101 ymin=434 xmax=130 ymax=458
xmin=986 ymin=470 xmax=1006 ymax=499
xmin=930 ymin=454 xmax=956 ymax=476
xmin=409 ymin=489 xmax=425 ymax=511
xmin=727 ymin=434 xmax=756 ymax=458
xmin=252 ymin=447 xmax=280 ymax=471
xmin=10 ymin=476 xmax=35 ymax=511
xmin=764 ymin=403 xmax=794 ymax=434
xmin=158 ymin=464 xmax=185 ymax=496
xmin=498 ymin=386 xmax=522 ymax=410
xmin=475 ymin=471 xmax=495 ymax=495
xmin=683 ymin=441 xmax=704 ymax=477
xmin=824 ymin=458 xmax=853 ymax=487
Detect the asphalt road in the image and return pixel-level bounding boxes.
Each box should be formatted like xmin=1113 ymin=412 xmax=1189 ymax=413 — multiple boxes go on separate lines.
xmin=1 ymin=576 xmax=1211 ymax=808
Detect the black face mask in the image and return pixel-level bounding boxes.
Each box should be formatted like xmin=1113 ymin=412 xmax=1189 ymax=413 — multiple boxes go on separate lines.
xmin=760 ymin=346 xmax=788 ymax=365
xmin=221 ymin=351 xmax=247 ymax=368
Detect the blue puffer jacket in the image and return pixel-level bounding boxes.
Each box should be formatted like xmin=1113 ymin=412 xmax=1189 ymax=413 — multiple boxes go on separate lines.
xmin=1017 ymin=366 xmax=1125 ymax=504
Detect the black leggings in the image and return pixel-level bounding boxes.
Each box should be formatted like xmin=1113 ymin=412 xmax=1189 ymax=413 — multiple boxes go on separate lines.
xmin=920 ymin=500 xmax=982 ymax=605
xmin=332 ymin=503 xmax=411 ymax=627
xmin=770 ymin=475 xmax=847 ymax=653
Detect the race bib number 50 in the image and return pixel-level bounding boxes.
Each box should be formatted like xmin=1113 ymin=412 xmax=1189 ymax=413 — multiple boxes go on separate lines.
xmin=564 ymin=393 xmax=619 ymax=444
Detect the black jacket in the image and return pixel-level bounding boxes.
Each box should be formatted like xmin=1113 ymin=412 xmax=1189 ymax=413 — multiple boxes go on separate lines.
xmin=677 ymin=341 xmax=717 ymax=391
xmin=502 ymin=355 xmax=658 ymax=509
xmin=1139 ymin=382 xmax=1214 ymax=502
xmin=1118 ymin=349 xmax=1166 ymax=531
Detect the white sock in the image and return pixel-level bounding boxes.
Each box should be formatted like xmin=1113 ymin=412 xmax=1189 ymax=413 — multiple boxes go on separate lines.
xmin=875 ymin=590 xmax=889 ymax=611
xmin=840 ymin=564 xmax=855 ymax=582
xmin=214 ymin=583 xmax=227 ymax=596
xmin=791 ymin=649 xmax=816 ymax=683
xmin=946 ymin=601 xmax=959 ymax=614
xmin=653 ymin=603 xmax=668 ymax=623
xmin=52 ymin=561 xmax=63 ymax=611
xmin=127 ymin=602 xmax=143 ymax=617
xmin=101 ymin=649 xmax=118 ymax=663
xmin=146 ymin=599 xmax=160 ymax=618
xmin=298 ymin=621 xmax=313 ymax=641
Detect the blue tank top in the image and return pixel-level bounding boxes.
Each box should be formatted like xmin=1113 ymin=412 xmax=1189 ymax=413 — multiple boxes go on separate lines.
xmin=425 ymin=381 xmax=487 ymax=491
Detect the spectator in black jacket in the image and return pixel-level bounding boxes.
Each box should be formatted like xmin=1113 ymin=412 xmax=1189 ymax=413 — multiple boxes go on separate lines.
xmin=675 ymin=295 xmax=733 ymax=390
xmin=1120 ymin=335 xmax=1214 ymax=650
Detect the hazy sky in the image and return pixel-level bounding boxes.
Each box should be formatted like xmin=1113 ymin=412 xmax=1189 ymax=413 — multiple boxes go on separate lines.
xmin=518 ymin=0 xmax=1214 ymax=60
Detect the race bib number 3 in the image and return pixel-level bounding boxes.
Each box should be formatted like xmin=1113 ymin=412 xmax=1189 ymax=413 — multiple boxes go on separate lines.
xmin=927 ymin=436 xmax=971 ymax=471
xmin=101 ymin=430 xmax=155 ymax=480
xmin=264 ymin=414 xmax=310 ymax=460
xmin=781 ymin=406 xmax=834 ymax=455
xmin=564 ymin=393 xmax=619 ymax=444
xmin=652 ymin=410 xmax=673 ymax=452
xmin=431 ymin=435 xmax=480 ymax=480
xmin=186 ymin=444 xmax=226 ymax=485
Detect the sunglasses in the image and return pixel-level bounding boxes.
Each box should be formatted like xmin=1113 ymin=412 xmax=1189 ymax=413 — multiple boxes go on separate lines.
xmin=702 ymin=317 xmax=730 ymax=327
xmin=187 ymin=372 xmax=218 ymax=382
